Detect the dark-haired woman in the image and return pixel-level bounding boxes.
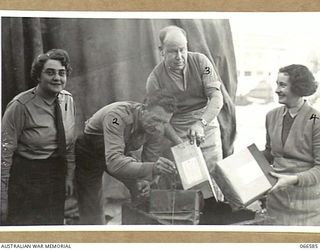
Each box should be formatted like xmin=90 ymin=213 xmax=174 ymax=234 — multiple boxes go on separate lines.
xmin=1 ymin=49 xmax=75 ymax=225
xmin=264 ymin=64 xmax=320 ymax=225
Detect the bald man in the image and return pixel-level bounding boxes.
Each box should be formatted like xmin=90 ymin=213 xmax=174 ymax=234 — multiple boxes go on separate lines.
xmin=146 ymin=25 xmax=224 ymax=201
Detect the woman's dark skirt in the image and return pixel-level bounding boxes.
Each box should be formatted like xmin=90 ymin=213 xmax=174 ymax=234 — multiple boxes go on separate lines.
xmin=6 ymin=154 xmax=66 ymax=225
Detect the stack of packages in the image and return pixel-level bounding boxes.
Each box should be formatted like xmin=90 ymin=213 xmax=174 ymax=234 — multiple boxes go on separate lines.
xmin=148 ymin=142 xmax=276 ymax=224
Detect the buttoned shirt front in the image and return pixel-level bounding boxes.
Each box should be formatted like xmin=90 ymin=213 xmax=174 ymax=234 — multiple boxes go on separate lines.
xmin=1 ymin=87 xmax=76 ymax=180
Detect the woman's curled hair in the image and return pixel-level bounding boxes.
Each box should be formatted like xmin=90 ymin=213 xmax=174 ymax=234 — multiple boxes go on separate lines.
xmin=30 ymin=49 xmax=72 ymax=84
xmin=279 ymin=64 xmax=317 ymax=97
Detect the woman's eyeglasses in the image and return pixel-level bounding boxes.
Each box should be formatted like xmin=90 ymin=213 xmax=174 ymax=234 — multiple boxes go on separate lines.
xmin=42 ymin=69 xmax=67 ymax=77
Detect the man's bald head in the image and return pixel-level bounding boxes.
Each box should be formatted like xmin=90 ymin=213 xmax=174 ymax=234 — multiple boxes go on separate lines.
xmin=159 ymin=26 xmax=187 ymax=49
xmin=158 ymin=26 xmax=188 ymax=71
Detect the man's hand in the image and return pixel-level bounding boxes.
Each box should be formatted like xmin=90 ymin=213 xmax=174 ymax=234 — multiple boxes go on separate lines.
xmin=188 ymin=121 xmax=205 ymax=145
xmin=268 ymin=172 xmax=298 ymax=193
xmin=136 ymin=180 xmax=151 ymax=198
xmin=153 ymin=157 xmax=176 ymax=175
xmin=65 ymin=178 xmax=74 ymax=197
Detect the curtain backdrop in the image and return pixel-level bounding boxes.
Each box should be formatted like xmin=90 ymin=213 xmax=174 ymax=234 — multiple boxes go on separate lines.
xmin=2 ymin=17 xmax=237 ymax=158
xmin=2 ymin=17 xmax=238 ymax=211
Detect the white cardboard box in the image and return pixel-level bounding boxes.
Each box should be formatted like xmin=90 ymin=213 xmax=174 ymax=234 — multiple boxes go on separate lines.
xmin=171 ymin=141 xmax=217 ymax=199
xmin=214 ymin=143 xmax=277 ymax=208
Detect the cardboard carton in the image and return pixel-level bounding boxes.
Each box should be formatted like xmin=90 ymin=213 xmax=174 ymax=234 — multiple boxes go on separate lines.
xmin=171 ymin=141 xmax=217 ymax=199
xmin=214 ymin=143 xmax=277 ymax=209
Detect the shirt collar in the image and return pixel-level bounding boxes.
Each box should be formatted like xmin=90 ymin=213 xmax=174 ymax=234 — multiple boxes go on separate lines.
xmin=283 ymin=99 xmax=305 ymax=118
xmin=33 ymin=86 xmax=60 ymax=106
xmin=165 ymin=58 xmax=188 ymax=75
xmin=165 ymin=60 xmax=188 ymax=90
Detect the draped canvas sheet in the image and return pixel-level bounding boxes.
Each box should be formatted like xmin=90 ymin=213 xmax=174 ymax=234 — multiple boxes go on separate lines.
xmin=2 ymin=17 xmax=237 ymax=201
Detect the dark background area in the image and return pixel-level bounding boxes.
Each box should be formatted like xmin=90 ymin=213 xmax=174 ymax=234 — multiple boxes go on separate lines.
xmin=1 ymin=17 xmax=237 ymax=157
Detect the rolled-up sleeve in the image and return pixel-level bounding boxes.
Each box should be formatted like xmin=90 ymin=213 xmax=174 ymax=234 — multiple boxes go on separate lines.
xmin=199 ymin=54 xmax=221 ymax=96
xmin=103 ymin=112 xmax=154 ymax=181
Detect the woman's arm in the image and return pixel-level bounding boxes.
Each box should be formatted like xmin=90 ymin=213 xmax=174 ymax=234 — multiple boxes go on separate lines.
xmin=1 ymin=100 xmax=25 ymax=223
xmin=295 ymin=115 xmax=320 ymax=186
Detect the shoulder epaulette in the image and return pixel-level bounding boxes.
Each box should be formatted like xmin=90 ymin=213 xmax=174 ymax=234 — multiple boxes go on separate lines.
xmin=13 ymin=88 xmax=36 ymax=105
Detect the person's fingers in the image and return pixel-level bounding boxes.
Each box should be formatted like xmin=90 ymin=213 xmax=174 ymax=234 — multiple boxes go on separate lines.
xmin=268 ymin=181 xmax=280 ymax=193
xmin=196 ymin=133 xmax=205 ymax=142
xmin=158 ymin=157 xmax=171 ymax=164
xmin=140 ymin=189 xmax=150 ymax=198
xmin=159 ymin=157 xmax=175 ymax=167
xmin=142 ymin=186 xmax=150 ymax=195
xmin=268 ymin=187 xmax=274 ymax=193
xmin=137 ymin=184 xmax=143 ymax=192
xmin=195 ymin=130 xmax=204 ymax=138
xmin=196 ymin=139 xmax=201 ymax=147
xmin=137 ymin=181 xmax=150 ymax=197
xmin=157 ymin=165 xmax=173 ymax=174
xmin=195 ymin=133 xmax=204 ymax=145
xmin=162 ymin=165 xmax=175 ymax=174
xmin=188 ymin=129 xmax=196 ymax=144
xmin=189 ymin=128 xmax=196 ymax=138
xmin=155 ymin=158 xmax=176 ymax=174
xmin=158 ymin=158 xmax=176 ymax=173
xmin=198 ymin=136 xmax=205 ymax=143
xmin=268 ymin=185 xmax=276 ymax=193
xmin=195 ymin=130 xmax=204 ymax=146
xmin=269 ymin=171 xmax=281 ymax=178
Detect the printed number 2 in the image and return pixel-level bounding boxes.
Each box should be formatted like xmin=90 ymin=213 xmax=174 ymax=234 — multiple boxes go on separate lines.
xmin=204 ymin=67 xmax=211 ymax=74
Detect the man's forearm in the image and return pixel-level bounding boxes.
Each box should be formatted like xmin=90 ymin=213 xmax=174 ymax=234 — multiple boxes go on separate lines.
xmin=202 ymin=88 xmax=223 ymax=123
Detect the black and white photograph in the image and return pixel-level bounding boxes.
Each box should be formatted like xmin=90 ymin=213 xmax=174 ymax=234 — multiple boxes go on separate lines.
xmin=1 ymin=11 xmax=320 ymax=231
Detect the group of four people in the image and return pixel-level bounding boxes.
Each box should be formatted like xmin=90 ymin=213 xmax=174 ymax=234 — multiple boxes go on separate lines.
xmin=1 ymin=25 xmax=320 ymax=226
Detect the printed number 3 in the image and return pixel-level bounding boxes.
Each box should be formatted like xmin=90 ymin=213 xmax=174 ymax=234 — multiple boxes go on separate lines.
xmin=204 ymin=67 xmax=211 ymax=74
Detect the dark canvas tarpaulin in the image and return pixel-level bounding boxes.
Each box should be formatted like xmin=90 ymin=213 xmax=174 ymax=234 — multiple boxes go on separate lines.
xmin=1 ymin=17 xmax=237 ymax=205
xmin=2 ymin=17 xmax=237 ymax=157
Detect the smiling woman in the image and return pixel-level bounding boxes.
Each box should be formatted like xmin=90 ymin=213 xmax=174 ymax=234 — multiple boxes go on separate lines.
xmin=1 ymin=49 xmax=76 ymax=225
xmin=37 ymin=60 xmax=68 ymax=98
xmin=263 ymin=64 xmax=320 ymax=225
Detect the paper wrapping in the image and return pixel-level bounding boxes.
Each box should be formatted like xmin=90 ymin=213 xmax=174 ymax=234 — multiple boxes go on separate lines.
xmin=214 ymin=143 xmax=277 ymax=209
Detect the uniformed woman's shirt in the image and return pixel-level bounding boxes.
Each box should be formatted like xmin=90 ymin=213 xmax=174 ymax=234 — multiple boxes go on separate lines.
xmin=1 ymin=87 xmax=76 ymax=179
